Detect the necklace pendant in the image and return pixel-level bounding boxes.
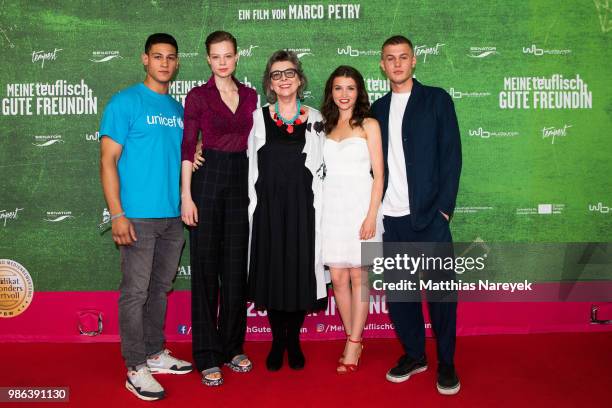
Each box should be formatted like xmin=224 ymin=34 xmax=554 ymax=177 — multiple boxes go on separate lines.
xmin=286 ymin=125 xmax=294 ymax=134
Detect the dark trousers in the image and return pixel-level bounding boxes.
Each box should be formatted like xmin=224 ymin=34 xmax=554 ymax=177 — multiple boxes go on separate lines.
xmin=190 ymin=149 xmax=249 ymax=371
xmin=382 ymin=213 xmax=457 ymax=366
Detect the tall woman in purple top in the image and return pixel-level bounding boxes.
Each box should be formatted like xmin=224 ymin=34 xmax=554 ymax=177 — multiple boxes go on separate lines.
xmin=180 ymin=31 xmax=258 ymax=387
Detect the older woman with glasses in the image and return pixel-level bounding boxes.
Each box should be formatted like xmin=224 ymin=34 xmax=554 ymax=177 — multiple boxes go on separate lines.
xmin=247 ymin=50 xmax=327 ymax=371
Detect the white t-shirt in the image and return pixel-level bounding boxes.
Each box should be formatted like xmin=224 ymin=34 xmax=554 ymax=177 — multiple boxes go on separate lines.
xmin=382 ymin=92 xmax=411 ymax=217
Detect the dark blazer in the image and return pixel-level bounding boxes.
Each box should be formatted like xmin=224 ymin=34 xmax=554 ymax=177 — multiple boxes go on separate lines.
xmin=371 ymin=78 xmax=462 ymax=231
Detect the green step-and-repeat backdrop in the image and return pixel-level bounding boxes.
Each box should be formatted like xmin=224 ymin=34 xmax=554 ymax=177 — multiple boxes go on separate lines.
xmin=0 ymin=1 xmax=610 ymax=292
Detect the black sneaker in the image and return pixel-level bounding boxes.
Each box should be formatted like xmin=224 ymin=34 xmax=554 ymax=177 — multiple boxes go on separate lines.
xmin=385 ymin=354 xmax=428 ymax=383
xmin=437 ymin=363 xmax=460 ymax=395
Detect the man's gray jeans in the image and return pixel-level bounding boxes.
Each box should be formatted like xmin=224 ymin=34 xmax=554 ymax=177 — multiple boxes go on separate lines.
xmin=118 ymin=217 xmax=184 ymax=369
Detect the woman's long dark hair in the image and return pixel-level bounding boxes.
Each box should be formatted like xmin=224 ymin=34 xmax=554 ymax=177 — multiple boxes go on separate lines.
xmin=321 ymin=65 xmax=371 ymax=134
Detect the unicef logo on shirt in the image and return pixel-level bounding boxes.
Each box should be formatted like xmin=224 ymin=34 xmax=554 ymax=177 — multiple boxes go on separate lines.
xmin=146 ymin=114 xmax=184 ymax=129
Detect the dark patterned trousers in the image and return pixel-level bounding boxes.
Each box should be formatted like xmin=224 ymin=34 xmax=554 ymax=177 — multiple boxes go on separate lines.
xmin=190 ymin=149 xmax=249 ymax=371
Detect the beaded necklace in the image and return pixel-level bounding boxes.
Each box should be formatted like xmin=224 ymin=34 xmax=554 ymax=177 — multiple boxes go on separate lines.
xmin=273 ymin=100 xmax=305 ymax=134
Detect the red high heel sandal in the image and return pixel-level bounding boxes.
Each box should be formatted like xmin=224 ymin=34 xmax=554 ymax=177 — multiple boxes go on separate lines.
xmin=337 ymin=338 xmax=363 ymax=374
xmin=338 ymin=334 xmax=350 ymax=363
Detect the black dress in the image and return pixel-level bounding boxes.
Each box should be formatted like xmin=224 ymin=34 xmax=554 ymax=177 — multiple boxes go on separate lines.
xmin=248 ymin=106 xmax=319 ymax=312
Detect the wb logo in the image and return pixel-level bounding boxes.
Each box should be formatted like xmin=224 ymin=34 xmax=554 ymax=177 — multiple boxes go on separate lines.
xmin=468 ymin=128 xmax=491 ymax=138
xmin=523 ymin=44 xmax=544 ymax=56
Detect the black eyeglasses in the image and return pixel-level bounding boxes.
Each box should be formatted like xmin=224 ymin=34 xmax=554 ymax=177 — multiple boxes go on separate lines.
xmin=270 ymin=68 xmax=298 ymax=81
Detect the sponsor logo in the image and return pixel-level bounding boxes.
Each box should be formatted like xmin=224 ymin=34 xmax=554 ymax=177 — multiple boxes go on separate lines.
xmin=449 ymin=88 xmax=491 ymax=99
xmin=178 ymin=52 xmax=199 ymax=58
xmin=588 ymin=202 xmax=611 ymax=214
xmin=32 ymin=48 xmax=62 ymax=68
xmin=32 ymin=134 xmax=63 ymax=147
xmin=0 ymin=207 xmax=23 ymax=227
xmin=468 ymin=46 xmax=498 ymax=58
xmin=90 ymin=51 xmax=122 ymax=63
xmin=0 ymin=259 xmax=34 ymax=318
xmin=468 ymin=128 xmax=519 ymax=138
xmin=146 ymin=114 xmax=183 ymax=128
xmin=414 ymin=43 xmax=445 ymax=62
xmin=337 ymin=45 xmax=380 ymax=57
xmin=286 ymin=47 xmax=313 ymax=58
xmin=542 ymin=124 xmax=571 ymax=144
xmin=516 ymin=204 xmax=565 ymax=215
xmin=85 ymin=131 xmax=99 ymax=142
xmin=238 ymin=45 xmax=258 ymax=57
xmin=177 ymin=325 xmax=191 ymax=335
xmin=522 ymin=44 xmax=571 ymax=56
xmin=44 ymin=211 xmax=74 ymax=222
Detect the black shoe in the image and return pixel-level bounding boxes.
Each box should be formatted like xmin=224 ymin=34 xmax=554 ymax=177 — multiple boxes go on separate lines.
xmin=287 ymin=340 xmax=305 ymax=370
xmin=385 ymin=354 xmax=428 ymax=383
xmin=266 ymin=342 xmax=285 ymax=371
xmin=437 ymin=363 xmax=460 ymax=395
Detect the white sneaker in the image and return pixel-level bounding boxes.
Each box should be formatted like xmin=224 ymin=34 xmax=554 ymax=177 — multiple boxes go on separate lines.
xmin=147 ymin=349 xmax=193 ymax=375
xmin=125 ymin=366 xmax=165 ymax=401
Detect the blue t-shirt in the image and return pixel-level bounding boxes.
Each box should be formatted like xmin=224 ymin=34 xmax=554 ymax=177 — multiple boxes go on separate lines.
xmin=99 ymin=83 xmax=183 ymax=218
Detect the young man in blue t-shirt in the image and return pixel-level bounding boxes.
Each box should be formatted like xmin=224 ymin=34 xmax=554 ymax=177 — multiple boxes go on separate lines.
xmin=99 ymin=33 xmax=192 ymax=401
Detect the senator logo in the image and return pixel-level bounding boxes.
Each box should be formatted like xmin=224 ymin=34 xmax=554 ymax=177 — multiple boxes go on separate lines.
xmin=178 ymin=52 xmax=199 ymax=59
xmin=468 ymin=46 xmax=498 ymax=58
xmin=542 ymin=124 xmax=571 ymax=144
xmin=44 ymin=211 xmax=74 ymax=222
xmin=90 ymin=51 xmax=122 ymax=63
xmin=522 ymin=44 xmax=571 ymax=56
xmin=32 ymin=134 xmax=63 ymax=147
xmin=0 ymin=259 xmax=34 ymax=318
xmin=286 ymin=48 xmax=313 ymax=58
xmin=337 ymin=45 xmax=380 ymax=57
xmin=414 ymin=43 xmax=445 ymax=62
xmin=32 ymin=48 xmax=62 ymax=68
xmin=0 ymin=208 xmax=23 ymax=227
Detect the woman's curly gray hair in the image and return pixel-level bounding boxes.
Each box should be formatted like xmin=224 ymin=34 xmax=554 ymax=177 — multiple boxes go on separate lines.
xmin=262 ymin=49 xmax=308 ymax=104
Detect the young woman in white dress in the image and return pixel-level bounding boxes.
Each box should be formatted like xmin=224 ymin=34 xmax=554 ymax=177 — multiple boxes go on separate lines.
xmin=321 ymin=66 xmax=384 ymax=374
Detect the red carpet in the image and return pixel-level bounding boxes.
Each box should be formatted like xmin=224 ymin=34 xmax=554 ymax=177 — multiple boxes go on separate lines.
xmin=1 ymin=333 xmax=610 ymax=407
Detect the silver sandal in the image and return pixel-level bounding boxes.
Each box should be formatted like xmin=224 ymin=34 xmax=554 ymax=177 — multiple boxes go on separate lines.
xmin=201 ymin=367 xmax=223 ymax=386
xmin=225 ymin=354 xmax=252 ymax=373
